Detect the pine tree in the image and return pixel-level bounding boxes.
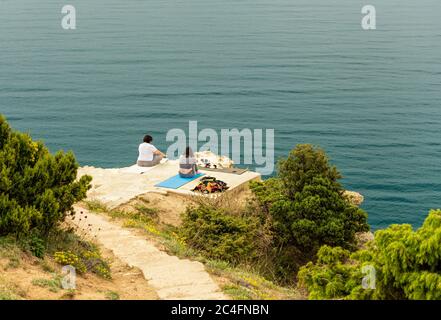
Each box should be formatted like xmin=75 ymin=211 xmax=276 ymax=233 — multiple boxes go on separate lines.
xmin=0 ymin=115 xmax=91 ymax=237
xmin=298 ymin=209 xmax=441 ymax=300
xmin=250 ymin=144 xmax=369 ymax=281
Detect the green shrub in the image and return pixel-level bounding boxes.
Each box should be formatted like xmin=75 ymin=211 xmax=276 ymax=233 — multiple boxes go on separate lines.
xmin=48 ymin=228 xmax=112 ymax=279
xmin=250 ymin=144 xmax=369 ymax=281
xmin=180 ymin=204 xmax=261 ymax=263
xmin=32 ymin=276 xmax=62 ymax=293
xmin=298 ymin=209 xmax=441 ymax=300
xmin=0 ymin=115 xmax=91 ymax=237
xmin=273 ymin=177 xmax=368 ymax=252
xmin=297 ymin=245 xmax=362 ymax=299
xmin=278 ymin=144 xmax=342 ymax=199
xmin=27 ymin=233 xmax=46 ymax=258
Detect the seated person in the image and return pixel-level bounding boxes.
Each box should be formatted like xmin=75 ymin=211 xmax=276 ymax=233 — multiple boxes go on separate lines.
xmin=137 ymin=135 xmax=166 ymax=167
xmin=179 ymin=147 xmax=198 ymax=178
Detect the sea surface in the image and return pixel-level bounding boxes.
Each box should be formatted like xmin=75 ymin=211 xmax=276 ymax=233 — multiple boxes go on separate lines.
xmin=1 ymin=0 xmax=440 ymax=229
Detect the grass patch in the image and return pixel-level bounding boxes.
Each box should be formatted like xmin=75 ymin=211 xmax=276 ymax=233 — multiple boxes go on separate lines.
xmin=105 ymin=291 xmax=120 ymax=300
xmin=32 ymin=275 xmax=62 ymax=293
xmin=200 ymin=257 xmax=300 ymax=300
xmin=0 ymin=291 xmax=19 ymax=300
xmin=60 ymin=289 xmax=76 ymax=300
xmin=84 ymin=199 xmax=109 ymax=213
xmin=40 ymin=259 xmax=56 ymax=273
xmin=0 ymin=276 xmax=25 ymax=300
xmin=0 ymin=236 xmax=23 ymax=270
xmin=109 ymin=207 xmax=159 ymax=226
xmin=135 ymin=205 xmax=159 ymax=219
xmin=222 ymin=284 xmax=253 ymax=300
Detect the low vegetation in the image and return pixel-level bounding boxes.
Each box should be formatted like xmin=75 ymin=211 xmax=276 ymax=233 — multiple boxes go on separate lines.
xmin=105 ymin=291 xmax=120 ymax=300
xmin=298 ymin=209 xmax=441 ymax=300
xmin=84 ymin=199 xmax=301 ymax=300
xmin=32 ymin=275 xmax=63 ymax=293
xmin=181 ymin=203 xmax=261 ymax=263
xmin=0 ymin=116 xmax=112 ymax=299
xmin=0 ymin=276 xmax=25 ymax=300
xmin=0 ymin=233 xmax=156 ymax=300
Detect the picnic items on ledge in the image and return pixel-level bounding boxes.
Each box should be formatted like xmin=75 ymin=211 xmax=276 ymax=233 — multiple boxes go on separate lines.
xmin=195 ymin=151 xmax=234 ymax=169
xmin=192 ymin=176 xmax=229 ymax=194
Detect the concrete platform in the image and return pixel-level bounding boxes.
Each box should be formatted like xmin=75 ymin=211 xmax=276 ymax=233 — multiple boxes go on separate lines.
xmin=78 ymin=160 xmax=261 ymax=208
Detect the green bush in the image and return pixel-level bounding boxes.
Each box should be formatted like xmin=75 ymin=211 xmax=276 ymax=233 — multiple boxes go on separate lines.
xmin=28 ymin=233 xmax=46 ymax=258
xmin=0 ymin=115 xmax=91 ymax=238
xmin=48 ymin=227 xmax=111 ymax=279
xmin=297 ymin=245 xmax=362 ymax=299
xmin=180 ymin=204 xmax=261 ymax=263
xmin=278 ymin=144 xmax=342 ymax=199
xmin=272 ymin=177 xmax=368 ymax=252
xmin=250 ymin=144 xmax=369 ymax=281
xmin=298 ymin=209 xmax=441 ymax=300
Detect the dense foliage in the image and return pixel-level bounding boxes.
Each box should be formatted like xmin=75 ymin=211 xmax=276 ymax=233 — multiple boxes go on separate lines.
xmin=278 ymin=144 xmax=342 ymax=199
xmin=298 ymin=209 xmax=441 ymax=300
xmin=180 ymin=144 xmax=369 ymax=282
xmin=250 ymin=144 xmax=369 ymax=280
xmin=181 ymin=203 xmax=262 ymax=263
xmin=0 ymin=115 xmax=91 ymax=237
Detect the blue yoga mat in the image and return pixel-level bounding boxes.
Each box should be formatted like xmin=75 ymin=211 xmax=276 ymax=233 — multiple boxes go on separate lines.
xmin=155 ymin=173 xmax=204 ymax=189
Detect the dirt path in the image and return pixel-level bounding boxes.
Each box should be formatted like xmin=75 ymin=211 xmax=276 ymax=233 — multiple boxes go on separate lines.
xmin=71 ymin=206 xmax=227 ymax=300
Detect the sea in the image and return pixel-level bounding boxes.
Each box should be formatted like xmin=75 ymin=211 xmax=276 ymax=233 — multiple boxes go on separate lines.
xmin=1 ymin=0 xmax=440 ymax=229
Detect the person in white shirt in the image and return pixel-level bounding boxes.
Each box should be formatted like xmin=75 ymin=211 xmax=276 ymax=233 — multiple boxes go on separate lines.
xmin=137 ymin=135 xmax=166 ymax=167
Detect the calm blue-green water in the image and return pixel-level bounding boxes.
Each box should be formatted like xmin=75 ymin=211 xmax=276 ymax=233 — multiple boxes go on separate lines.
xmin=1 ymin=0 xmax=440 ymax=229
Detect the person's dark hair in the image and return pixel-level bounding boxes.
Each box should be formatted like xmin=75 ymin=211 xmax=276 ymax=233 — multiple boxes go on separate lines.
xmin=143 ymin=135 xmax=153 ymax=143
xmin=185 ymin=146 xmax=194 ymax=158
